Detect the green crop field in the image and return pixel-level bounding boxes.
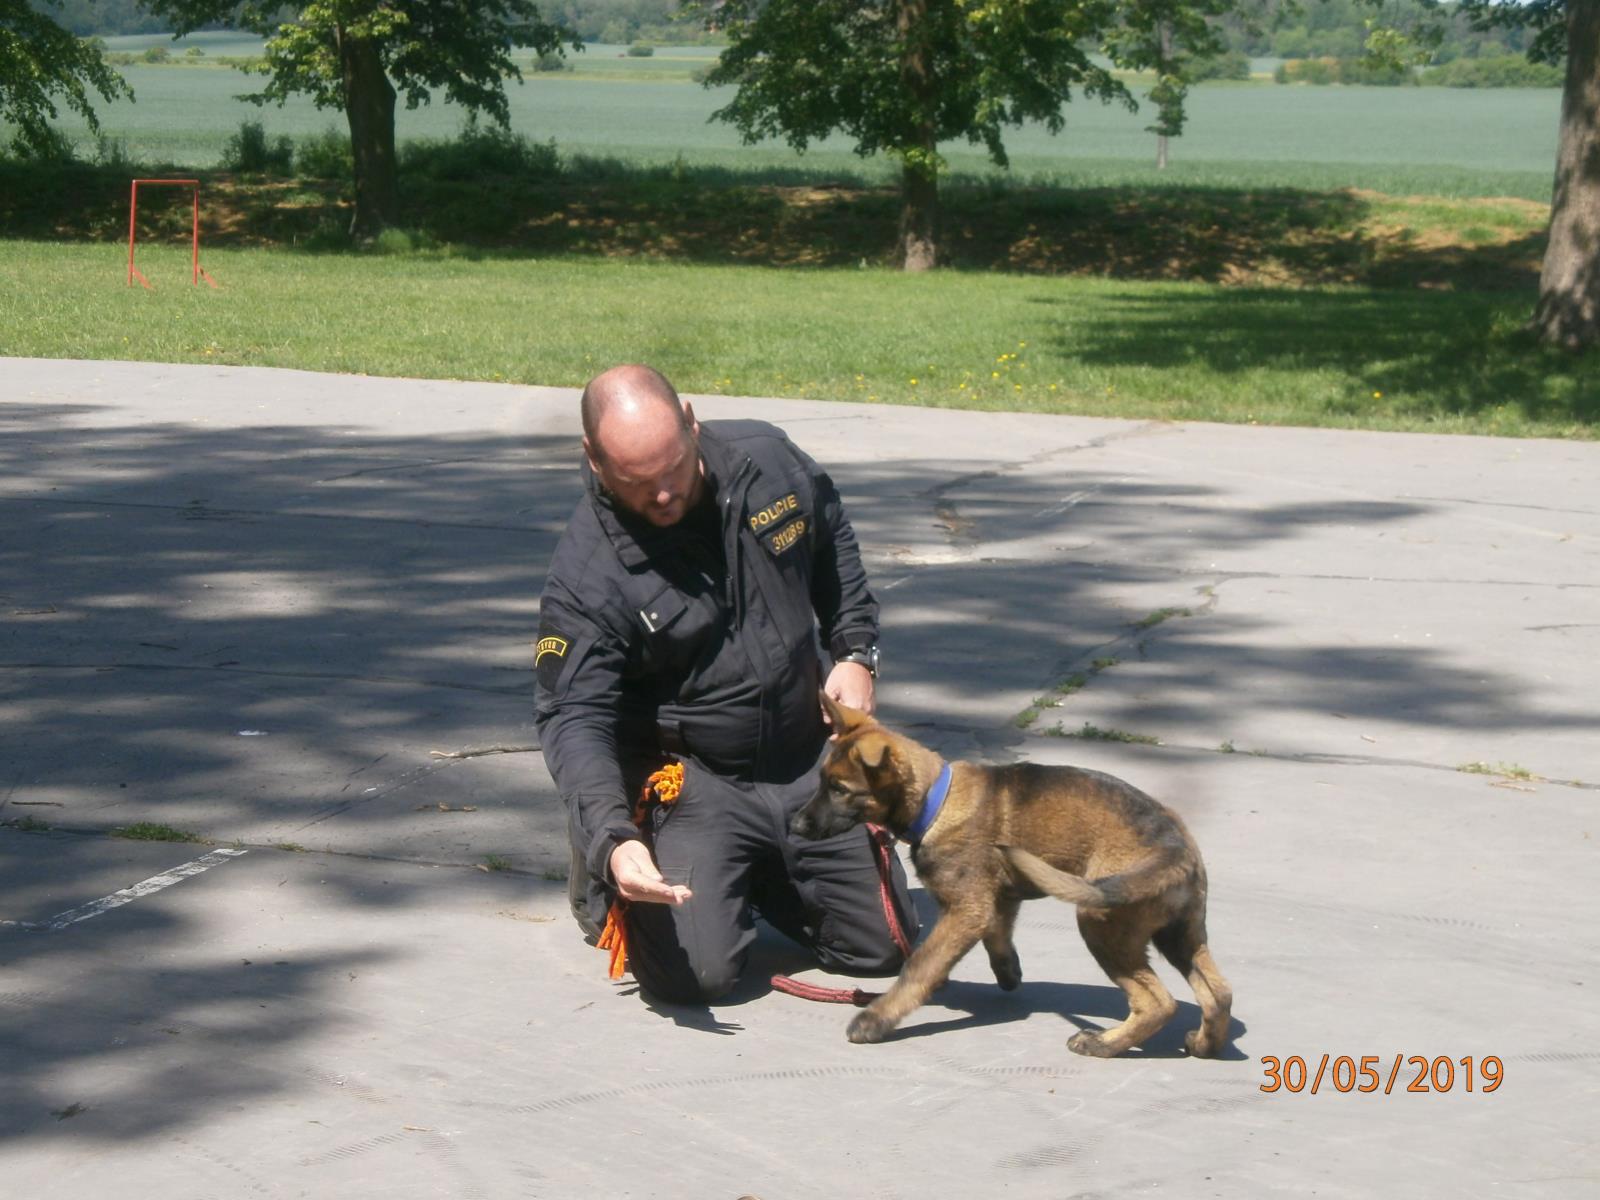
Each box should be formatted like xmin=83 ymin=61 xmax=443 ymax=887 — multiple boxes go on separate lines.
xmin=49 ymin=34 xmax=1561 ymax=201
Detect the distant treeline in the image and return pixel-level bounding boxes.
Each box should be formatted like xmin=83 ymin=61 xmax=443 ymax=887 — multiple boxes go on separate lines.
xmin=42 ymin=0 xmax=169 ymax=36
xmin=40 ymin=0 xmax=1556 ymax=76
xmin=1275 ymin=53 xmax=1562 ymax=86
xmin=1215 ymin=0 xmax=1542 ymax=66
xmin=544 ymin=0 xmax=717 ymax=44
xmin=38 ymin=0 xmax=708 ymax=43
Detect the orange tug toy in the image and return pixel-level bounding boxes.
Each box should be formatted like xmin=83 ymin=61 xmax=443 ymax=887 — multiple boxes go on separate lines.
xmin=596 ymin=761 xmax=684 ymax=979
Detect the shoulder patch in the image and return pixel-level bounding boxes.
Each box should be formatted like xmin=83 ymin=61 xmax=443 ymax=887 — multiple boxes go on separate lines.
xmin=535 ymin=626 xmax=571 ymax=691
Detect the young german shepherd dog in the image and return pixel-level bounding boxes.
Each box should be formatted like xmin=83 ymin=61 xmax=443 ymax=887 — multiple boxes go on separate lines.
xmin=792 ymin=694 xmax=1232 ymax=1058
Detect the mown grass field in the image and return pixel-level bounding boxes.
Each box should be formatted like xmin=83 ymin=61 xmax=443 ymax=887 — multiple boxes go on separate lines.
xmin=58 ymin=35 xmax=1562 ymax=200
xmin=1 ymin=241 xmax=1589 ymax=438
xmin=4 ymin=35 xmax=1584 ymax=439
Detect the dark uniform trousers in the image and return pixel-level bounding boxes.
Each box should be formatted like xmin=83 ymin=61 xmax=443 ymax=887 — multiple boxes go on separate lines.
xmin=602 ymin=758 xmax=918 ymax=1005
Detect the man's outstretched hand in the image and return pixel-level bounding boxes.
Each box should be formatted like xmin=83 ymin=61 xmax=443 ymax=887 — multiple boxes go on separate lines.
xmin=608 ymin=839 xmax=692 ymax=905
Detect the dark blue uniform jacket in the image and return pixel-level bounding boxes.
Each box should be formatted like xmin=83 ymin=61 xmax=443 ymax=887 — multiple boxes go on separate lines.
xmin=534 ymin=419 xmax=879 ymax=885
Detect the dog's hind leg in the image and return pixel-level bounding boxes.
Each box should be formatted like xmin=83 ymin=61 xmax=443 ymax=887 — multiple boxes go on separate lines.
xmin=1153 ymin=915 xmax=1233 ymax=1058
xmin=1070 ymin=913 xmax=1177 ymax=1058
xmin=982 ymin=895 xmax=1023 ymax=991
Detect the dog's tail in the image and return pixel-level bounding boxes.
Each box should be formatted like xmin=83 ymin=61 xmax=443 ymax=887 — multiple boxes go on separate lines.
xmin=999 ymin=845 xmax=1185 ymax=909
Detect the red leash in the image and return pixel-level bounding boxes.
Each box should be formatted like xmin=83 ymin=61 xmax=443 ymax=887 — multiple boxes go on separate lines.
xmin=770 ymin=825 xmax=914 ymax=1005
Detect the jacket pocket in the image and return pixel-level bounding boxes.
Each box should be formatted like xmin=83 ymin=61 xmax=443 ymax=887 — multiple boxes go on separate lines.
xmin=636 ymin=586 xmax=689 ymax=637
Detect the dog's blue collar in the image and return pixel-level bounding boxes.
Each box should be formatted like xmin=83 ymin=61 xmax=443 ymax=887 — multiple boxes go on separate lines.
xmin=906 ymin=762 xmax=952 ymax=844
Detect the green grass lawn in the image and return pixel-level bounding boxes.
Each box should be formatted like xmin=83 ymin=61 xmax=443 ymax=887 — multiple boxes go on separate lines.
xmin=5 ymin=39 xmax=1579 ymax=439
xmin=2 ymin=241 xmax=1588 ymax=439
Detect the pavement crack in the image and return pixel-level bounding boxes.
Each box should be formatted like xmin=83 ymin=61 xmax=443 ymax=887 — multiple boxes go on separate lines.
xmin=1013 ymin=576 xmax=1225 ymax=732
xmin=1067 ymin=560 xmax=1599 ymax=591
xmin=0 ymin=494 xmax=563 ymax=537
xmin=0 ymin=823 xmax=559 ymax=874
xmin=1406 ymin=495 xmax=1600 ymax=519
xmin=314 ymin=453 xmax=515 ymax=482
xmin=1016 ymin=734 xmax=1599 ymax=791
xmin=296 ymin=760 xmax=458 ymax=829
xmin=0 ymin=661 xmax=531 ymax=696
xmin=918 ymin=422 xmax=1171 ymax=546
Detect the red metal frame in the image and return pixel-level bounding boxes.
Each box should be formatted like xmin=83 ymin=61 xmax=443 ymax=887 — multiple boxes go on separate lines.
xmin=127 ymin=179 xmax=217 ymax=289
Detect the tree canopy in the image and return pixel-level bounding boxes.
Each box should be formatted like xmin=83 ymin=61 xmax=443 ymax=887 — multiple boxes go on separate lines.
xmin=702 ymin=0 xmax=1232 ymax=269
xmin=140 ymin=0 xmax=575 ymax=236
xmin=2 ymin=0 xmax=131 ymax=155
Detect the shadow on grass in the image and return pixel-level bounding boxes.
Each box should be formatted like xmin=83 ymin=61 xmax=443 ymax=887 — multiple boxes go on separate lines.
xmin=1044 ymin=287 xmax=1596 ymax=427
xmin=0 ymin=152 xmax=1545 ymax=292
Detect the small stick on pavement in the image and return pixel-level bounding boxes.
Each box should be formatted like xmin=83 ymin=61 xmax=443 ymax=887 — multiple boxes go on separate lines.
xmin=429 ymin=745 xmax=538 ymax=759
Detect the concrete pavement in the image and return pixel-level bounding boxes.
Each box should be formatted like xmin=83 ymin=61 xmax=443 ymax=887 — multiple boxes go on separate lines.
xmin=2 ymin=358 xmax=1596 ymax=1198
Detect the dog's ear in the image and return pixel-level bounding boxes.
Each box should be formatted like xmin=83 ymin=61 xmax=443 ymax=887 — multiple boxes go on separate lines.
xmin=819 ymin=688 xmax=872 ymax=736
xmin=853 ymin=731 xmax=893 ymax=774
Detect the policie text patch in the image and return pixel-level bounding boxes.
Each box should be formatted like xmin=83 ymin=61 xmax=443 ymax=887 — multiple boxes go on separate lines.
xmin=748 ymin=492 xmax=799 ymax=532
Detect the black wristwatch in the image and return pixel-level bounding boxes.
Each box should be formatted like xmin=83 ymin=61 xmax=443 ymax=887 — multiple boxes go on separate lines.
xmin=836 ymin=645 xmax=880 ymax=679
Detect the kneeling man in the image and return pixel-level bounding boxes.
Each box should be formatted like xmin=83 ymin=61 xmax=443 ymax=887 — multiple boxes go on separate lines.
xmin=534 ymin=364 xmax=917 ymax=1003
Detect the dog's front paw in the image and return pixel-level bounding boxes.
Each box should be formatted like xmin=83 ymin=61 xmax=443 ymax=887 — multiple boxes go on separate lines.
xmin=847 ymin=1009 xmax=893 ymax=1044
xmin=1184 ymin=1028 xmax=1221 ymax=1059
xmin=1067 ymin=1030 xmax=1119 ymax=1058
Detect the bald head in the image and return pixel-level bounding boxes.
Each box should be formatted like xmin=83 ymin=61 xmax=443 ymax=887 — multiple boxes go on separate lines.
xmin=581 ymin=364 xmax=704 ymax=527
xmin=580 ymin=364 xmax=688 ymax=452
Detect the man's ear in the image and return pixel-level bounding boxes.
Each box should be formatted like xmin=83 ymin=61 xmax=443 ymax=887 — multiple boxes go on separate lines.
xmin=820 ymin=688 xmax=870 ymax=735
xmin=583 ymin=435 xmax=602 ymax=477
xmin=681 ymin=399 xmax=699 ymax=437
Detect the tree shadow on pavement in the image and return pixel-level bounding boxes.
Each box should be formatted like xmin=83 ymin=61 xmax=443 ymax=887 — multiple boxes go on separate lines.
xmin=0 ymin=395 xmax=1575 ymax=1142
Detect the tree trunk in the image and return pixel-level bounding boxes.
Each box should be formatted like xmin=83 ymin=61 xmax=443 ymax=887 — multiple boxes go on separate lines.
xmin=899 ymin=158 xmax=939 ymax=271
xmin=1156 ymin=20 xmax=1173 ymax=170
xmin=1533 ymin=0 xmax=1600 ymax=351
xmin=896 ymin=0 xmax=938 ymax=271
xmin=338 ymin=26 xmax=400 ymax=240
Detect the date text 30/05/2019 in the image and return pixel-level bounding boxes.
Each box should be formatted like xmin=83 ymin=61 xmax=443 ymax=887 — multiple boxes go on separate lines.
xmin=1260 ymin=1055 xmax=1503 ymax=1095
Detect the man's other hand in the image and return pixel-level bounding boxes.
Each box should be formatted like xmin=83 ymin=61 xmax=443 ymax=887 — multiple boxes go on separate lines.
xmin=608 ymin=839 xmax=692 ymax=905
xmin=823 ymin=661 xmax=875 ymax=722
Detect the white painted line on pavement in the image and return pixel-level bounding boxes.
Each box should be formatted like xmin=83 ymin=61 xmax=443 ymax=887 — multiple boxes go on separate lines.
xmin=0 ymin=848 xmax=248 ymax=932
